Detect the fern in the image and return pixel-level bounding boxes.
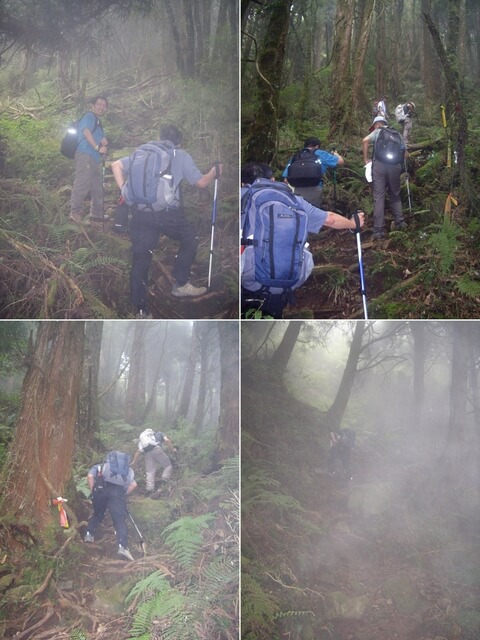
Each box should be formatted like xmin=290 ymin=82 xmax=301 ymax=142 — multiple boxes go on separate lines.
xmin=125 ymin=570 xmax=171 ymax=607
xmin=70 ymin=631 xmax=88 ymax=640
xmin=456 ymin=275 xmax=480 ymax=299
xmin=427 ymin=219 xmax=461 ymax=275
xmin=241 ymin=571 xmax=280 ymax=636
xmin=161 ymin=513 xmax=215 ymax=570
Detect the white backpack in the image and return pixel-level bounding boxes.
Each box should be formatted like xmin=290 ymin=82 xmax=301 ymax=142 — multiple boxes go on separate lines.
xmin=138 ymin=428 xmax=157 ymax=452
xmin=395 ymin=104 xmax=406 ymax=123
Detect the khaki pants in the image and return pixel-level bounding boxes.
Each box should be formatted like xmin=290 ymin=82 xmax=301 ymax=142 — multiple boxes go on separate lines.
xmin=144 ymin=446 xmax=172 ymax=491
xmin=70 ymin=151 xmax=103 ymax=217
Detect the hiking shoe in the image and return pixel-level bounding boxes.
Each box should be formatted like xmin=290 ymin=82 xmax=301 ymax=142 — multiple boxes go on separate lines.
xmin=373 ymin=231 xmax=386 ymax=241
xmin=84 ymin=532 xmax=94 ymax=543
xmin=69 ymin=211 xmax=86 ymax=224
xmin=396 ymin=220 xmax=408 ymax=230
xmin=171 ymin=282 xmax=207 ymax=298
xmin=118 ymin=545 xmax=134 ymax=561
xmin=86 ymin=217 xmax=104 ymax=230
xmin=135 ymin=309 xmax=153 ymax=319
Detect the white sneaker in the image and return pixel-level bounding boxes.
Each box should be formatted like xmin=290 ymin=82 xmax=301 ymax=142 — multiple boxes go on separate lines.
xmin=118 ymin=545 xmax=134 ymax=561
xmin=84 ymin=532 xmax=94 ymax=543
xmin=171 ymin=282 xmax=207 ymax=298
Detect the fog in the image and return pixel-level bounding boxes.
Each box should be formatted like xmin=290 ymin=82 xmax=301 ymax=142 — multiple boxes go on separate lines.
xmin=242 ymin=320 xmax=480 ymax=640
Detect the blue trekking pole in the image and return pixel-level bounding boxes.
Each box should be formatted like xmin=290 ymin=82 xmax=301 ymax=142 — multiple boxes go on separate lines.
xmin=207 ymin=162 xmax=221 ymax=289
xmin=351 ymin=210 xmax=368 ymax=319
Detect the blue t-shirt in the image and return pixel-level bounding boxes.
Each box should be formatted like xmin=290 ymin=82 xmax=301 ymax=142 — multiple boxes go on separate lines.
xmin=282 ymin=149 xmax=340 ymax=187
xmin=120 ymin=144 xmax=203 ymax=209
xmin=76 ymin=111 xmax=104 ymax=160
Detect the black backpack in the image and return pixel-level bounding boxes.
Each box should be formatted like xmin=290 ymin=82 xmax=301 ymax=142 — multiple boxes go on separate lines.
xmin=374 ymin=127 xmax=405 ymax=165
xmin=339 ymin=428 xmax=356 ymax=448
xmin=60 ymin=112 xmax=99 ymax=159
xmin=286 ymin=148 xmax=323 ymax=187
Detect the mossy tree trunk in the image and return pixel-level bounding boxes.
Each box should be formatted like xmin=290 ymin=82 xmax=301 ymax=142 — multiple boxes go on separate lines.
xmin=216 ymin=321 xmax=239 ymax=462
xmin=243 ymin=0 xmax=292 ymax=163
xmin=77 ymin=321 xmax=103 ymax=450
xmin=124 ymin=322 xmax=146 ymax=426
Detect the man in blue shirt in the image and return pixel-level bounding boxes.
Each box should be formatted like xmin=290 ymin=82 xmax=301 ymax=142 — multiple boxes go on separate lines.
xmin=70 ymin=96 xmax=109 ymax=228
xmin=282 ymin=137 xmax=344 ymax=207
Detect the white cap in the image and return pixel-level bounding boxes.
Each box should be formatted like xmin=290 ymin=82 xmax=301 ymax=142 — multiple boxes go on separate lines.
xmin=372 ymin=115 xmax=387 ymax=125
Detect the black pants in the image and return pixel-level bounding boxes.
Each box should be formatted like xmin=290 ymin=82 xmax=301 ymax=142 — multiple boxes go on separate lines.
xmin=88 ymin=482 xmax=128 ymax=547
xmin=327 ymin=444 xmax=352 ymax=477
xmin=129 ymin=207 xmax=199 ymax=310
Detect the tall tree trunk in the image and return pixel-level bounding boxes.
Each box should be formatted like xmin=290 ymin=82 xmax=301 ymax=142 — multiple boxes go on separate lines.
xmin=350 ymin=0 xmax=376 ymax=121
xmin=1 ymin=322 xmax=84 ymax=529
xmin=177 ymin=324 xmax=197 ymax=421
xmin=269 ymin=321 xmax=304 ymax=375
xmin=410 ymin=321 xmax=427 ymax=427
xmin=78 ymin=321 xmax=103 ymax=450
xmin=215 ymin=321 xmax=239 ymax=462
xmin=326 ymin=321 xmax=365 ymax=431
xmin=244 ymin=0 xmax=292 ymax=163
xmin=124 ymin=323 xmax=146 ymax=426
xmin=329 ymin=0 xmax=354 ymax=136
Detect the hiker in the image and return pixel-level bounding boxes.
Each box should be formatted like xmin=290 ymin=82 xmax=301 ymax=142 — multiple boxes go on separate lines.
xmin=70 ymin=96 xmax=109 ymax=229
xmin=362 ymin=116 xmax=407 ymax=240
xmin=373 ymin=96 xmax=388 ymax=120
xmin=111 ymin=124 xmax=222 ymax=318
xmin=282 ymin=137 xmax=344 ymax=207
xmin=132 ymin=428 xmax=177 ymax=496
xmin=395 ymin=101 xmax=415 ymax=145
xmin=327 ymin=429 xmax=356 ymax=479
xmin=241 ymin=162 xmax=364 ymax=318
xmin=84 ymin=451 xmax=137 ymax=561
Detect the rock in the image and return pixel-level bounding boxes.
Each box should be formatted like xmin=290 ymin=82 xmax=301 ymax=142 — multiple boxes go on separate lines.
xmin=324 ymin=590 xmax=369 ymax=620
xmin=0 ymin=573 xmax=14 ymax=593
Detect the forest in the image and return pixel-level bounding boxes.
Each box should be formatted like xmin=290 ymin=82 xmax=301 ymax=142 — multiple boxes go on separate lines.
xmin=0 ymin=0 xmax=238 ymax=319
xmin=0 ymin=320 xmax=239 ymax=639
xmin=242 ymin=320 xmax=480 ymax=640
xmin=241 ymin=0 xmax=480 ymax=319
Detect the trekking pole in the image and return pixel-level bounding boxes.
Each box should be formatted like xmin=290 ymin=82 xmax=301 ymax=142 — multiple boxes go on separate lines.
xmin=207 ymin=162 xmax=220 ymax=289
xmin=351 ymin=211 xmax=368 ymax=319
xmin=101 ymin=154 xmax=106 ymax=233
xmin=127 ymin=509 xmax=146 ymax=556
xmin=331 ymin=149 xmax=337 ymax=208
xmin=404 ymin=159 xmax=412 ymax=214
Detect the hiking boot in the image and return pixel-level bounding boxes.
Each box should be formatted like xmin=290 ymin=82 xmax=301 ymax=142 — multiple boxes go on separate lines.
xmin=84 ymin=532 xmax=94 ymax=543
xmin=373 ymin=230 xmax=386 ymax=241
xmin=171 ymin=282 xmax=207 ymax=298
xmin=118 ymin=545 xmax=134 ymax=561
xmin=395 ymin=220 xmax=408 ymax=230
xmin=86 ymin=217 xmax=104 ymax=230
xmin=69 ymin=211 xmax=86 ymax=224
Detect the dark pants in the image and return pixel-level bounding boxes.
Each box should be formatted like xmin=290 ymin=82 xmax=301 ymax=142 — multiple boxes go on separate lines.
xmin=129 ymin=207 xmax=199 ymax=311
xmin=88 ymin=482 xmax=128 ymax=547
xmin=328 ymin=443 xmax=352 ymax=477
xmin=372 ymin=160 xmax=404 ymax=232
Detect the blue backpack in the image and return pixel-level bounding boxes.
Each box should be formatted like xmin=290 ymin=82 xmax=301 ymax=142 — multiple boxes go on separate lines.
xmin=105 ymin=451 xmax=131 ymax=483
xmin=241 ymin=181 xmax=310 ymax=291
xmin=122 ymin=142 xmax=176 ymax=211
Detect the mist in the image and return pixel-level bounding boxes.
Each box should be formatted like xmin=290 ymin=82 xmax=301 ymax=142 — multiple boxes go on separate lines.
xmin=241 ymin=320 xmax=480 ymax=640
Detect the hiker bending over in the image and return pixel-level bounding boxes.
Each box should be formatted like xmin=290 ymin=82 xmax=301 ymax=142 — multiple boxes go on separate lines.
xmin=111 ymin=124 xmax=222 ymax=318
xmin=84 ymin=451 xmax=137 ymax=561
xmin=373 ymin=96 xmax=388 ymax=120
xmin=282 ymin=137 xmax=344 ymax=207
xmin=395 ymin=102 xmax=415 ymax=145
xmin=241 ymin=162 xmax=364 ymax=318
xmin=133 ymin=428 xmax=177 ymax=497
xmin=362 ymin=116 xmax=407 ymax=241
xmin=327 ymin=429 xmax=356 ymax=479
xmin=70 ymin=96 xmax=109 ymax=230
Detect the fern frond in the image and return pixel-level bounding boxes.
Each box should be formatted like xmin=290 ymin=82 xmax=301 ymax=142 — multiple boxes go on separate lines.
xmin=70 ymin=631 xmax=88 ymax=640
xmin=162 ymin=513 xmax=215 ymax=570
xmin=125 ymin=570 xmax=171 ymax=607
xmin=456 ymin=275 xmax=480 ymax=299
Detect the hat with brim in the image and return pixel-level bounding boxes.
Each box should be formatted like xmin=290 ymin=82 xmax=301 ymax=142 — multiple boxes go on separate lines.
xmin=369 ymin=115 xmax=388 ymax=132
